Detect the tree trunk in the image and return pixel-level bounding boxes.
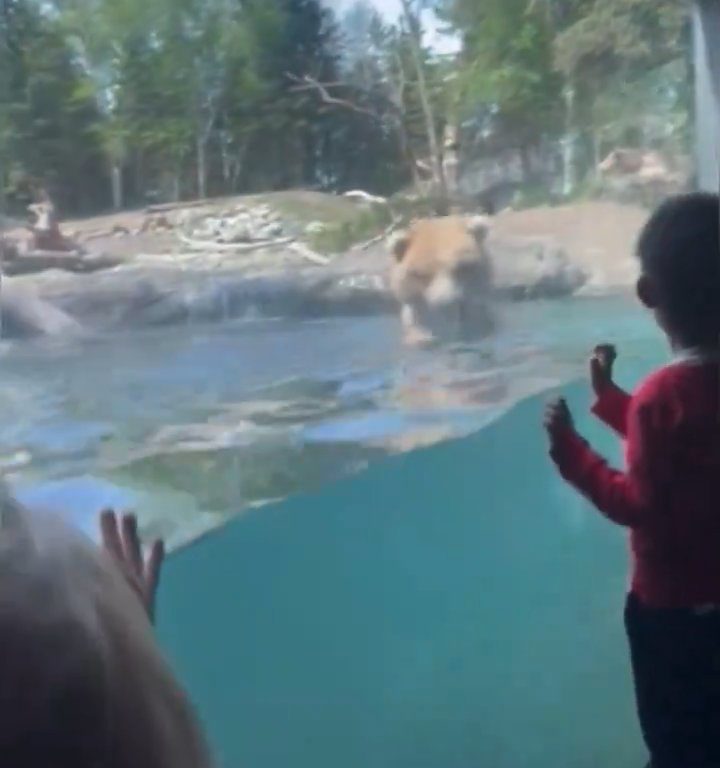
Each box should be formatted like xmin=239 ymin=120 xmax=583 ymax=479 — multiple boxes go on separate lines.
xmin=229 ymin=142 xmax=247 ymax=193
xmin=220 ymin=133 xmax=231 ymax=189
xmin=400 ymin=0 xmax=448 ymax=212
xmin=442 ymin=123 xmax=460 ymax=201
xmin=395 ymin=121 xmax=421 ymax=190
xmin=519 ymin=144 xmax=532 ymax=184
xmin=0 ymin=159 xmax=5 ymax=214
xmin=561 ymin=81 xmax=580 ymax=196
xmin=197 ymin=135 xmax=208 ymax=200
xmin=135 ymin=150 xmax=145 ymax=202
xmin=111 ymin=164 xmax=123 ymax=210
xmin=389 ymin=51 xmax=421 ymax=192
xmin=591 ymin=129 xmax=601 ymax=180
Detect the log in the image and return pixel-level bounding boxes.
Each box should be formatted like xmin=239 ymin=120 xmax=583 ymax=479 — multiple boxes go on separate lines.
xmin=18 ymin=248 xmax=84 ymax=259
xmin=146 ymin=200 xmax=213 ymax=215
xmin=343 ymin=190 xmax=388 ymax=206
xmin=287 ymin=241 xmax=330 ymax=266
xmin=178 ymin=233 xmax=329 ymax=265
xmin=177 ymin=234 xmax=295 ymax=252
xmin=2 ymin=250 xmax=121 ymax=276
xmin=79 ymin=230 xmax=116 ymax=243
xmin=352 ymin=216 xmax=403 ymax=252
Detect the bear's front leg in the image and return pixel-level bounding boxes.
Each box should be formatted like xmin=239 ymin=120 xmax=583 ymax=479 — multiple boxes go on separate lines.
xmin=400 ymin=303 xmax=435 ymax=347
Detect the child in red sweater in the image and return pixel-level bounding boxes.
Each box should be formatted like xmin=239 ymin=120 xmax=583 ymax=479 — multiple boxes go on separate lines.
xmin=545 ymin=192 xmax=720 ymax=768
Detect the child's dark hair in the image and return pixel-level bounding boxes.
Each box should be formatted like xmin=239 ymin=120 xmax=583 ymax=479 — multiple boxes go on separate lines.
xmin=637 ymin=192 xmax=720 ymax=345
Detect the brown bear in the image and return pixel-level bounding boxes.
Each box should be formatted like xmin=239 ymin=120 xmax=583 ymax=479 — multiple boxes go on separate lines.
xmin=388 ymin=215 xmax=494 ymax=346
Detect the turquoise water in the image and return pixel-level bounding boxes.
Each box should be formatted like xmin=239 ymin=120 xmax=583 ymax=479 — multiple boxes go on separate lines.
xmin=1 ymin=293 xmax=667 ymax=766
xmin=159 ymin=377 xmax=656 ymax=768
xmin=147 ymin=297 xmax=661 ymax=768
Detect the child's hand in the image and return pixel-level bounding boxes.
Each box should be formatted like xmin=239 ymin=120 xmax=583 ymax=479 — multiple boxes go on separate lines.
xmin=590 ymin=344 xmax=617 ymax=397
xmin=544 ymin=397 xmax=574 ymax=441
xmin=100 ymin=510 xmax=165 ymax=623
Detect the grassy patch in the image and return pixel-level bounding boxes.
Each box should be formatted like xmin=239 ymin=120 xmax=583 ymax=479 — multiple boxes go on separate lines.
xmin=305 ymin=204 xmax=394 ymax=255
xmin=252 ymin=190 xmax=362 ymax=227
xmin=240 ymin=189 xmax=395 ymax=255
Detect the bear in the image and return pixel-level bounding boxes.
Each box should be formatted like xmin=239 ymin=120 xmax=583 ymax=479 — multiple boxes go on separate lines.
xmin=388 ymin=215 xmax=494 ymax=346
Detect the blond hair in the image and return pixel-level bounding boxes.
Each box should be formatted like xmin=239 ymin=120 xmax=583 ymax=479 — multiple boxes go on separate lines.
xmin=0 ymin=487 xmax=213 ymax=767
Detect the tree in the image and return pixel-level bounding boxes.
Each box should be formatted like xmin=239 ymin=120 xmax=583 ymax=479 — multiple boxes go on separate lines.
xmin=553 ymin=0 xmax=690 ymax=187
xmin=554 ymin=0 xmax=687 ymax=83
xmin=0 ymin=0 xmax=108 ymax=214
xmin=440 ymin=0 xmax=563 ymax=176
xmin=439 ymin=0 xmax=690 ymax=197
xmin=398 ymin=0 xmax=447 ymax=205
xmin=58 ymin=0 xmax=284 ymax=204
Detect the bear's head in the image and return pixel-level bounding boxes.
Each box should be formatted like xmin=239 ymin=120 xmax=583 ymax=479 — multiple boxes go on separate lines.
xmin=388 ymin=215 xmax=494 ymax=345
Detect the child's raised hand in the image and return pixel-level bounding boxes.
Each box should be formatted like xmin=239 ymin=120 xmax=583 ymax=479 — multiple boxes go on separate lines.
xmin=590 ymin=344 xmax=617 ymax=397
xmin=544 ymin=397 xmax=574 ymax=441
xmin=100 ymin=509 xmax=165 ymax=623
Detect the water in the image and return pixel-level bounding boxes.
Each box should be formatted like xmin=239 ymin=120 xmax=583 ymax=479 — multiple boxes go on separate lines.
xmin=0 ymin=295 xmax=659 ymax=548
xmin=159 ymin=352 xmax=662 ymax=768
xmin=1 ymin=293 xmax=666 ymax=766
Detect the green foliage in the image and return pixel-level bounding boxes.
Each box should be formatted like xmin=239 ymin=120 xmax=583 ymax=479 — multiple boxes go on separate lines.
xmin=439 ymin=0 xmax=692 ymax=192
xmin=0 ymin=0 xmax=107 ymax=213
xmin=308 ymin=204 xmax=393 ymax=254
xmin=0 ymin=0 xmax=695 ymax=216
xmin=439 ymin=0 xmax=564 ymax=156
xmin=554 ymin=0 xmax=687 ymax=81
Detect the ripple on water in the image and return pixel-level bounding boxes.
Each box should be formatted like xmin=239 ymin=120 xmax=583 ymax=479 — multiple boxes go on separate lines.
xmin=0 ymin=297 xmax=663 ymax=546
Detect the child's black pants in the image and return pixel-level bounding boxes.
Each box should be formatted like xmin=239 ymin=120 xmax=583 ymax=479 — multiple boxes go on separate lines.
xmin=625 ymin=592 xmax=720 ymax=768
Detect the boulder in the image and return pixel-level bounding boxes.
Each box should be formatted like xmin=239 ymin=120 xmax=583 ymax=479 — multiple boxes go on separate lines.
xmin=487 ymin=234 xmax=587 ymax=299
xmin=0 ymin=279 xmax=84 ymax=339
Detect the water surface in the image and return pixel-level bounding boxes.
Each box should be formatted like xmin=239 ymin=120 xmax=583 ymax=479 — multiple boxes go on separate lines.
xmin=1 ymin=293 xmax=667 ymax=766
xmin=0 ymin=295 xmax=660 ymax=546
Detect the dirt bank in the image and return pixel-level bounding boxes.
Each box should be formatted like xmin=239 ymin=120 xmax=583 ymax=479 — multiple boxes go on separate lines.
xmin=5 ymin=193 xmax=648 ymax=292
xmin=0 ymin=195 xmax=650 ymax=337
xmin=492 ymin=201 xmax=648 ymax=292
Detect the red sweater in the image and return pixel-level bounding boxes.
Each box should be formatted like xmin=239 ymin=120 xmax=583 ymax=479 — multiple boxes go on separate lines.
xmin=551 ymin=359 xmax=720 ymax=608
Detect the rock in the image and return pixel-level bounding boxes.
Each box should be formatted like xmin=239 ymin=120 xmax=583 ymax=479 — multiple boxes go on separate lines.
xmin=219 ymin=220 xmax=252 ymax=243
xmin=171 ymin=208 xmax=206 ymax=229
xmin=141 ymin=214 xmax=172 ymax=233
xmin=186 ymin=206 xmax=287 ymax=245
xmin=1 ymin=279 xmax=84 ymax=339
xmin=257 ymin=221 xmax=284 ymax=239
xmin=191 ymin=218 xmax=221 ymax=239
xmin=0 ymin=236 xmax=19 ymax=261
xmin=305 ymin=221 xmax=326 ymax=236
xmin=487 ymin=234 xmax=587 ymax=299
xmin=2 ymin=250 xmax=122 ymax=277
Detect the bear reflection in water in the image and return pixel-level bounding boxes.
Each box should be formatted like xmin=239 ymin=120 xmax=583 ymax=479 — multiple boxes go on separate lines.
xmin=389 ymin=215 xmax=495 ymax=347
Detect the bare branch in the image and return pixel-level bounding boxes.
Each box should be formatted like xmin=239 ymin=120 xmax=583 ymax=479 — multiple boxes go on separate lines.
xmin=351 ymin=214 xmax=403 ymax=252
xmin=285 ymin=73 xmax=380 ymax=119
xmin=284 ymin=72 xmax=426 ymax=193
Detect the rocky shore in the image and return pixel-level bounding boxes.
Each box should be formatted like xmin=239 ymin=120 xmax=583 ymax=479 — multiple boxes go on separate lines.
xmin=0 ymin=193 xmax=648 ymax=338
